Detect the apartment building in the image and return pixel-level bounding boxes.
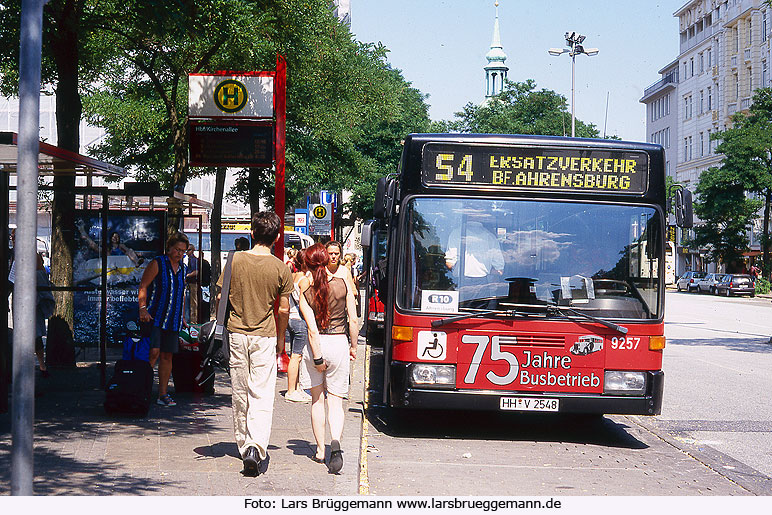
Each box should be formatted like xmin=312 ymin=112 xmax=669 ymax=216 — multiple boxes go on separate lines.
xmin=642 ymin=0 xmax=772 ymax=274
xmin=640 ymin=60 xmax=679 ymax=182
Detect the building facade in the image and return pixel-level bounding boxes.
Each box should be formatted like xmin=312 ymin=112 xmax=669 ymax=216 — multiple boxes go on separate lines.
xmin=642 ymin=0 xmax=772 ymax=275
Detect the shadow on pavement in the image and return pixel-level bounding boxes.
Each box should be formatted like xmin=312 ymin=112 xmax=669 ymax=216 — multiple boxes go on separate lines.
xmin=0 ymin=441 xmax=168 ymax=495
xmin=366 ymin=405 xmax=648 ymax=449
xmin=193 ymin=441 xmax=240 ymax=460
xmin=0 ymin=358 xmax=234 ymax=495
xmin=668 ymin=337 xmax=772 ymax=353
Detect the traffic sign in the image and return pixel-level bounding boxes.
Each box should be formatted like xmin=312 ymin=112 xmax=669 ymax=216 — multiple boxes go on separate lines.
xmin=312 ymin=205 xmax=327 ymax=219
xmin=309 ymin=203 xmax=332 ymax=236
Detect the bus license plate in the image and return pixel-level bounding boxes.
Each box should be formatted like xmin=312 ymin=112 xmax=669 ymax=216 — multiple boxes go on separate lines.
xmin=499 ymin=397 xmax=559 ymax=411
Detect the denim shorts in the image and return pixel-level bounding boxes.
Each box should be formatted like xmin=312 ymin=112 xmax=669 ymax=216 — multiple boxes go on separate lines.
xmin=150 ymin=326 xmax=179 ymax=354
xmin=285 ymin=317 xmax=309 ymax=355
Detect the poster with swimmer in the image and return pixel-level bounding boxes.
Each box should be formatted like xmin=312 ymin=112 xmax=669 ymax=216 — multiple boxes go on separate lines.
xmin=73 ymin=211 xmax=165 ymax=345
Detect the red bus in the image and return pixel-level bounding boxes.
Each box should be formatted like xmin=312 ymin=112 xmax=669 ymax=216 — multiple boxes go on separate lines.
xmin=364 ymin=134 xmax=691 ymax=414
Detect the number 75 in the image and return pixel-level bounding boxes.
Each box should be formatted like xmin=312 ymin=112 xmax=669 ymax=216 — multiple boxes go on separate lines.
xmin=462 ymin=335 xmax=518 ymax=385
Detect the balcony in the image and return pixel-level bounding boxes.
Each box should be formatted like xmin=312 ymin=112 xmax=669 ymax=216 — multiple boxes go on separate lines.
xmin=744 ymin=48 xmax=751 ymax=62
xmin=731 ymin=55 xmax=738 ymax=68
xmin=641 ymin=73 xmax=678 ymax=102
xmin=741 ymin=97 xmax=752 ymax=110
xmin=728 ymin=102 xmax=738 ymax=114
xmin=679 ymin=24 xmax=714 ymax=53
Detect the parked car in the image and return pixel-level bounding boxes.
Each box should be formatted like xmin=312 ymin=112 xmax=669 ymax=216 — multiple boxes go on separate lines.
xmin=715 ymin=274 xmax=756 ymax=297
xmin=676 ymin=271 xmax=706 ymax=292
xmin=696 ymin=273 xmax=727 ymax=294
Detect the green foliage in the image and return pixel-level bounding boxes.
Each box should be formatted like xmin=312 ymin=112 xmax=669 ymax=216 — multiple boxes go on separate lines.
xmin=225 ymin=1 xmax=430 ymax=219
xmin=81 ymin=0 xmax=270 ymax=190
xmin=692 ymin=166 xmax=761 ymax=265
xmin=711 ymin=87 xmax=772 ymax=275
xmin=445 ymin=79 xmax=599 ymax=137
xmin=755 ymin=277 xmax=771 ymax=295
xmin=80 ymin=0 xmax=430 ymax=219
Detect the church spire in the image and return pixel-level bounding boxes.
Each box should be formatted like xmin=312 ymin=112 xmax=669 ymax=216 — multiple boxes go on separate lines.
xmin=485 ymin=1 xmax=509 ymax=99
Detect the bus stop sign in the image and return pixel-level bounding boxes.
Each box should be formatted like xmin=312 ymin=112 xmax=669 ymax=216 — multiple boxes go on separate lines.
xmin=309 ymin=203 xmax=332 ymax=236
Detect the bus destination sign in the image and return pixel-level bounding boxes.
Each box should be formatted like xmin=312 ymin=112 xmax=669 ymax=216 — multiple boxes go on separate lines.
xmin=422 ymin=143 xmax=649 ymax=194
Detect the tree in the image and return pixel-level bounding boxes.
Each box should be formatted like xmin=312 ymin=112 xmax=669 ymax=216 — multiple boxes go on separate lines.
xmin=0 ymin=0 xmax=118 ymax=364
xmin=227 ymin=4 xmax=430 ymax=220
xmin=710 ymin=87 xmax=772 ymax=276
xmin=446 ymin=79 xmax=599 ymax=138
xmin=83 ymin=0 xmax=271 ymax=234
xmin=692 ymin=166 xmax=761 ymax=268
xmin=84 ymin=1 xmax=428 ymax=223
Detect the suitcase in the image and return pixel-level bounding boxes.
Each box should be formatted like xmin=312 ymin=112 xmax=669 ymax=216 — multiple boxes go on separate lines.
xmin=104 ymin=339 xmax=154 ymax=415
xmin=172 ymin=325 xmax=214 ymax=395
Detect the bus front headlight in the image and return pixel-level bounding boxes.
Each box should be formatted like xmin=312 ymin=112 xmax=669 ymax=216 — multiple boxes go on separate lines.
xmin=409 ymin=364 xmax=456 ymax=388
xmin=603 ymin=371 xmax=646 ymax=395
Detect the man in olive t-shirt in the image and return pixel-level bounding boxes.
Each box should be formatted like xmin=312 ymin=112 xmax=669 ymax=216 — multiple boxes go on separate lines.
xmin=217 ymin=212 xmax=292 ymax=477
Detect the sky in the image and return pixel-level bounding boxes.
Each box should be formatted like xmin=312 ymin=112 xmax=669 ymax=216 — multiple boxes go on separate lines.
xmin=350 ymin=0 xmax=687 ymax=142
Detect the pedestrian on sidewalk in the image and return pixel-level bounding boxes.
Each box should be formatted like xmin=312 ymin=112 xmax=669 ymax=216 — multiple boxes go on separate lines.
xmin=35 ymin=252 xmax=54 ymax=378
xmin=326 ymin=240 xmax=358 ymax=302
xmin=217 ymin=211 xmax=292 ymax=476
xmin=138 ymin=232 xmax=189 ymax=408
xmin=285 ymin=249 xmax=311 ymax=403
xmin=299 ymin=243 xmax=358 ymax=474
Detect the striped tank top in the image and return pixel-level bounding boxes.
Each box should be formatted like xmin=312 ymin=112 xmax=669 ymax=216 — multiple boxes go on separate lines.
xmin=147 ymin=255 xmax=186 ymax=331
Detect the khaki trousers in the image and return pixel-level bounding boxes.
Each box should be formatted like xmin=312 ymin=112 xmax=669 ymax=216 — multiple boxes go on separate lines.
xmin=229 ymin=332 xmax=277 ymax=460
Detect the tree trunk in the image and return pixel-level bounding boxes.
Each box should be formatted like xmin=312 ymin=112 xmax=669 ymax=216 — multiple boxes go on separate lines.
xmin=210 ymin=167 xmax=226 ymax=319
xmin=47 ymin=0 xmax=82 ymax=367
xmin=248 ymin=168 xmax=261 ymax=216
xmin=166 ymin=114 xmax=189 ymax=237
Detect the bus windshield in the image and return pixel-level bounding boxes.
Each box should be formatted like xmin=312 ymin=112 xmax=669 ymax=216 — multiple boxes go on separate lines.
xmin=399 ymin=197 xmax=662 ymax=319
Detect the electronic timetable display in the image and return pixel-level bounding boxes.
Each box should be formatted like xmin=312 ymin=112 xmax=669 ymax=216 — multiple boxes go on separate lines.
xmin=421 ymin=143 xmax=650 ymax=194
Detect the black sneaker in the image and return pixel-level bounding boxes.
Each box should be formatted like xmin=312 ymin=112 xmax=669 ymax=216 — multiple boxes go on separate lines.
xmin=242 ymin=447 xmax=259 ymax=476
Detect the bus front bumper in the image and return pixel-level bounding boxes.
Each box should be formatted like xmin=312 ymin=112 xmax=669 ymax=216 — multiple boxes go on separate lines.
xmin=388 ymin=363 xmax=664 ymax=415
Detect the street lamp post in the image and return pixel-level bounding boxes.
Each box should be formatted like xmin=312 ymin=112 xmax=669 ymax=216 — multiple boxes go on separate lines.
xmin=549 ymin=32 xmax=598 ymax=138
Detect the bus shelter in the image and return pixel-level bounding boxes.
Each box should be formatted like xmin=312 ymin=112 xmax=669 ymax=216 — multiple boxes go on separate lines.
xmin=0 ymin=132 xmax=212 ymax=403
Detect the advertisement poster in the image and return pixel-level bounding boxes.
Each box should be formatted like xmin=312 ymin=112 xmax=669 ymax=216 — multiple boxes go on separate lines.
xmin=73 ymin=211 xmax=165 ymax=345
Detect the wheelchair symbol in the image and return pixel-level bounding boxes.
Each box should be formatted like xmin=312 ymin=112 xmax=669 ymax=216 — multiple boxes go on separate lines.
xmin=417 ymin=331 xmax=446 ymax=361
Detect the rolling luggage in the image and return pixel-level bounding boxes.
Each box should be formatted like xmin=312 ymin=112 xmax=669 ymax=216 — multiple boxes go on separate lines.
xmin=172 ymin=325 xmax=214 ymax=395
xmin=104 ymin=338 xmax=154 ymax=415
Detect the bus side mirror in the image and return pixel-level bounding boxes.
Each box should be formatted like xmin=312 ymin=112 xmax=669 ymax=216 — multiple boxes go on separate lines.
xmin=675 ymin=189 xmax=693 ymax=228
xmin=374 ymin=178 xmax=388 ymax=218
xmin=361 ymin=220 xmax=373 ymax=250
xmin=374 ymin=177 xmax=397 ymax=219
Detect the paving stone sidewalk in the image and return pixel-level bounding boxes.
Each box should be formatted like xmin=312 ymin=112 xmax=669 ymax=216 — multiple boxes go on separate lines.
xmin=0 ymin=342 xmax=366 ymax=496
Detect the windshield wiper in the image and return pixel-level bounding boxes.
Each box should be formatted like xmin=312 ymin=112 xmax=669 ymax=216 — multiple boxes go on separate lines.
xmin=431 ymin=308 xmax=522 ymax=328
xmin=545 ymin=304 xmax=628 ymax=334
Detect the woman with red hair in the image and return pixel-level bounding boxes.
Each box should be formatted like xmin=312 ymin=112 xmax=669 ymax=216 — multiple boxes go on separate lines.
xmin=298 ymin=243 xmax=358 ymax=473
